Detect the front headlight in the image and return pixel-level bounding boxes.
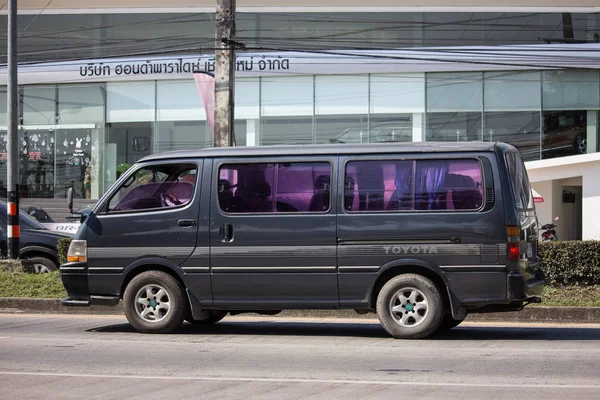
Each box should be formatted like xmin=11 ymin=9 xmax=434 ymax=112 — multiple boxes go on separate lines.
xmin=67 ymin=240 xmax=87 ymax=263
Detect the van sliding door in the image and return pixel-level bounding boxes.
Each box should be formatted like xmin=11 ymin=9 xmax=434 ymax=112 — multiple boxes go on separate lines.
xmin=209 ymin=156 xmax=339 ymax=308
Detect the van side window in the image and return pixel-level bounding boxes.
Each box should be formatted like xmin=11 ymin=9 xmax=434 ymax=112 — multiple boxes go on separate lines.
xmin=218 ymin=162 xmax=331 ymax=213
xmin=345 ymin=159 xmax=483 ymax=212
xmin=107 ymin=164 xmax=197 ymax=212
xmin=505 ymin=152 xmax=533 ymax=210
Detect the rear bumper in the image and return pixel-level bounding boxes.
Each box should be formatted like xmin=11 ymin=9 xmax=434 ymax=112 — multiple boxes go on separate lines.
xmin=60 ymin=262 xmax=120 ymax=307
xmin=508 ymin=267 xmax=545 ymax=301
xmin=463 ymin=268 xmax=545 ymax=314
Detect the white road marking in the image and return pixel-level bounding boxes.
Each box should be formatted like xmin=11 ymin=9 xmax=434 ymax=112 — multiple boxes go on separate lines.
xmin=0 ymin=371 xmax=599 ymax=389
xmin=1 ymin=313 xmax=600 ymax=328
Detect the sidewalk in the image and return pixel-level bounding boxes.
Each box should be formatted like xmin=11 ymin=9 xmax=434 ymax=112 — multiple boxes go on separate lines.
xmin=1 ymin=297 xmax=600 ymax=323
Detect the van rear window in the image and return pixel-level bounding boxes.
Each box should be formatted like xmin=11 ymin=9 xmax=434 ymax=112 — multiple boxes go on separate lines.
xmin=505 ymin=152 xmax=533 ymax=210
xmin=344 ymin=159 xmax=483 ymax=212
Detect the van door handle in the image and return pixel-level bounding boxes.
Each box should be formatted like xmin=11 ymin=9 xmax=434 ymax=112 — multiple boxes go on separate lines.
xmin=178 ymin=219 xmax=196 ymax=228
xmin=220 ymin=223 xmax=234 ymax=243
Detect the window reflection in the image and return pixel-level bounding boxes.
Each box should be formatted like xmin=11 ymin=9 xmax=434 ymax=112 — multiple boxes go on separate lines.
xmin=542 ymin=111 xmax=588 ymax=159
xmin=484 ymin=112 xmax=541 ymax=162
xmin=426 ymin=113 xmax=482 ymax=142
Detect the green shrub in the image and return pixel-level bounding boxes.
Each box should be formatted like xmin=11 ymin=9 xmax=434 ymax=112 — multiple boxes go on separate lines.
xmin=0 ymin=271 xmax=66 ymax=298
xmin=57 ymin=238 xmax=73 ymax=265
xmin=538 ymin=241 xmax=600 ymax=286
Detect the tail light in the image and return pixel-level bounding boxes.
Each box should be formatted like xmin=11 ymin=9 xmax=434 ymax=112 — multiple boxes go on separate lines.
xmin=506 ymin=226 xmax=521 ymax=261
xmin=507 ymin=242 xmax=520 ymax=261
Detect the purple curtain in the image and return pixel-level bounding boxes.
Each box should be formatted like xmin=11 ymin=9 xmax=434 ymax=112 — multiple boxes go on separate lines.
xmin=417 ymin=161 xmax=449 ymax=210
xmin=394 ymin=161 xmax=413 ymax=208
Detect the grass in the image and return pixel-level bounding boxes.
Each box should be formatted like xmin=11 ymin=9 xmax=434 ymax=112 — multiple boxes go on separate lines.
xmin=537 ymin=285 xmax=600 ymax=307
xmin=0 ymin=271 xmax=66 ymax=298
xmin=1 ymin=271 xmax=600 ymax=307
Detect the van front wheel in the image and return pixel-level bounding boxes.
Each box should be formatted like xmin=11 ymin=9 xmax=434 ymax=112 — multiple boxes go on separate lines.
xmin=123 ymin=271 xmax=186 ymax=334
xmin=376 ymin=274 xmax=444 ymax=339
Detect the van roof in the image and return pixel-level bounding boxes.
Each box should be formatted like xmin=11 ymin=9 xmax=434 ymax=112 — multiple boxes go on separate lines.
xmin=140 ymin=141 xmax=508 ymax=162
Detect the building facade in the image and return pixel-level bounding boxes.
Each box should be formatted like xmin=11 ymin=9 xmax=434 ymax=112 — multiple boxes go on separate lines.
xmin=1 ymin=1 xmax=600 ymax=239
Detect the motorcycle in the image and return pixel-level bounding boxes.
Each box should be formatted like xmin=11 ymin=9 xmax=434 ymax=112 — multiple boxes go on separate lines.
xmin=540 ymin=217 xmax=559 ymax=241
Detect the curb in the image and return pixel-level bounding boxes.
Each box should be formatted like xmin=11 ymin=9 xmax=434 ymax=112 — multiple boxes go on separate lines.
xmin=1 ymin=298 xmax=600 ymax=323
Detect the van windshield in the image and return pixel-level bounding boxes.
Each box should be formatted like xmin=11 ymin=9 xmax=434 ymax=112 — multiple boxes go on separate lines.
xmin=505 ymin=152 xmax=534 ymax=211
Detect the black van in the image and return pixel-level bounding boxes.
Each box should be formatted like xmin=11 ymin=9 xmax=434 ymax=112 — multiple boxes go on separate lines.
xmin=60 ymin=142 xmax=544 ymax=339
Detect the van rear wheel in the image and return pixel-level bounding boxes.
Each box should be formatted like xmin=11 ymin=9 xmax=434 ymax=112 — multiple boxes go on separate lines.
xmin=376 ymin=274 xmax=444 ymax=339
xmin=123 ymin=271 xmax=186 ymax=334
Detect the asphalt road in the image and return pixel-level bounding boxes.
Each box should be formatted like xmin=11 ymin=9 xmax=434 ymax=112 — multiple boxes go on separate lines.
xmin=1 ymin=314 xmax=600 ymax=399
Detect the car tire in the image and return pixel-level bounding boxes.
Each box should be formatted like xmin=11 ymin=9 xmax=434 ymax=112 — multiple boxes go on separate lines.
xmin=376 ymin=274 xmax=444 ymax=339
xmin=438 ymin=313 xmax=465 ymax=331
xmin=574 ymin=134 xmax=587 ymax=154
xmin=185 ymin=311 xmax=227 ymax=325
xmin=123 ymin=271 xmax=186 ymax=334
xmin=28 ymin=256 xmax=58 ymax=273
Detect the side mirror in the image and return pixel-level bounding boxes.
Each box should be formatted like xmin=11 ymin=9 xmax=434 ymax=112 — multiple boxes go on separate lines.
xmin=72 ymin=212 xmax=85 ymax=224
xmin=67 ymin=187 xmax=73 ymax=214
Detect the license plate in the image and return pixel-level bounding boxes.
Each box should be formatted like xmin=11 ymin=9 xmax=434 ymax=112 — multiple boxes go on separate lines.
xmin=526 ymin=243 xmax=533 ymax=258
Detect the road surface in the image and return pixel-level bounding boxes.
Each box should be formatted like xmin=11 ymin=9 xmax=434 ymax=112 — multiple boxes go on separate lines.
xmin=0 ymin=314 xmax=599 ymax=399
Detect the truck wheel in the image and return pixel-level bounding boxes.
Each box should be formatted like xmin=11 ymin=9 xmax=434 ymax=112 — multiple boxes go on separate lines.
xmin=376 ymin=274 xmax=444 ymax=339
xmin=123 ymin=271 xmax=186 ymax=334
xmin=186 ymin=311 xmax=227 ymax=325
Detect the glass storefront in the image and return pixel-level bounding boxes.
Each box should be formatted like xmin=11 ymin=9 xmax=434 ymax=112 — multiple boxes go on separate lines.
xmin=1 ymin=12 xmax=598 ymax=64
xmin=542 ymin=70 xmax=600 ymax=159
xmin=2 ymin=67 xmax=600 ymax=200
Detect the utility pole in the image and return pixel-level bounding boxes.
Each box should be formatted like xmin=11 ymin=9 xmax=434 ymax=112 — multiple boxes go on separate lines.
xmin=6 ymin=0 xmax=20 ymax=259
xmin=214 ymin=0 xmax=236 ymax=147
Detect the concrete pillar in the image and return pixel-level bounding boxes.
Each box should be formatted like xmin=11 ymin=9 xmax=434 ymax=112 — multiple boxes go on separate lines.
xmin=412 ymin=113 xmax=424 ymax=142
xmin=551 ymin=180 xmax=564 ymax=239
xmin=532 ymin=181 xmax=553 ymax=232
xmin=583 ymin=171 xmax=600 ymax=240
xmin=587 ymin=110 xmax=598 ymax=154
xmin=246 ymin=119 xmax=258 ymax=147
xmin=90 ymin=128 xmax=103 ymax=200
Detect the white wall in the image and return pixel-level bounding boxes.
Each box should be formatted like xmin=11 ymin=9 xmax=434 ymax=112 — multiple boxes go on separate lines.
xmin=527 ymin=153 xmax=600 ymax=240
xmin=532 ymin=179 xmax=579 ymax=240
xmin=583 ymin=173 xmax=600 ymax=240
xmin=531 ymin=181 xmax=553 ymax=232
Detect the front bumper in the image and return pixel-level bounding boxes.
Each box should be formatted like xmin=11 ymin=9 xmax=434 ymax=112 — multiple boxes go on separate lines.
xmin=60 ymin=262 xmax=90 ymax=306
xmin=60 ymin=262 xmax=121 ymax=307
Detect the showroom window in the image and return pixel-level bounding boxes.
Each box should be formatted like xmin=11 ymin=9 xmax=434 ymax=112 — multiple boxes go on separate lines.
xmin=261 ymin=76 xmax=314 ymax=145
xmin=484 ymin=71 xmax=542 ymax=161
xmin=56 ymin=84 xmax=106 ymax=200
xmin=426 ymin=72 xmax=483 ymax=143
xmin=315 ymin=75 xmax=369 ymax=144
xmin=369 ymin=74 xmax=425 ymax=143
xmin=542 ymin=70 xmax=599 ymax=159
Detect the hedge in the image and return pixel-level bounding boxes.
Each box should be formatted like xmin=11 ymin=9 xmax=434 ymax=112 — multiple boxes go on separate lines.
xmin=0 ymin=271 xmax=66 ymax=298
xmin=55 ymin=237 xmax=599 ymax=285
xmin=538 ymin=241 xmax=600 ymax=286
xmin=57 ymin=238 xmax=73 ymax=265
